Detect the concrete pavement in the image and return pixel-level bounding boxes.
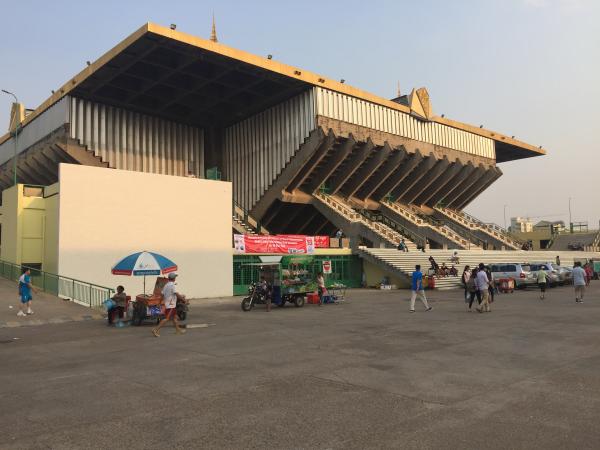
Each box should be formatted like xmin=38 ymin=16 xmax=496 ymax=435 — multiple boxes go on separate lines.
xmin=0 ymin=278 xmax=104 ymax=328
xmin=0 ymin=282 xmax=599 ymax=449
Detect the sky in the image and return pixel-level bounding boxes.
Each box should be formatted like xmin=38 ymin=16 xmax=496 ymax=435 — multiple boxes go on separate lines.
xmin=1 ymin=0 xmax=599 ymax=228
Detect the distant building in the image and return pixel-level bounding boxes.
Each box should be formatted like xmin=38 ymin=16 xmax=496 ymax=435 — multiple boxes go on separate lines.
xmin=511 ymin=217 xmax=534 ymax=233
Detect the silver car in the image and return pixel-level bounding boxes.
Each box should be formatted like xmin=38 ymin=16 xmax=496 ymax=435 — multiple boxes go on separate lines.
xmin=490 ymin=263 xmax=533 ymax=288
xmin=528 ymin=263 xmax=560 ymax=288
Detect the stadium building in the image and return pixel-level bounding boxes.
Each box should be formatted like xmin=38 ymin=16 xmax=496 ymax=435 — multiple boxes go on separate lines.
xmin=4 ymin=22 xmax=591 ymax=296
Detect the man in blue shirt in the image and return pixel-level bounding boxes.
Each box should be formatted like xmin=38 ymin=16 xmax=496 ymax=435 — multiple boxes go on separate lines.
xmin=410 ymin=264 xmax=432 ymax=313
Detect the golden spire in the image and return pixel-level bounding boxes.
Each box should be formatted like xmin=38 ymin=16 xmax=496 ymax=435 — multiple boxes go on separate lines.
xmin=210 ymin=14 xmax=218 ymax=42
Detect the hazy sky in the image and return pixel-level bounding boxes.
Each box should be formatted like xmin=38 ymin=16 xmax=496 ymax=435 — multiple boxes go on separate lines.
xmin=1 ymin=0 xmax=598 ymax=228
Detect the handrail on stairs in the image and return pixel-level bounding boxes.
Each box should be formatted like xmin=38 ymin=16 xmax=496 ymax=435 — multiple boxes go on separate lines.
xmin=358 ymin=209 xmax=426 ymax=248
xmin=232 ymin=200 xmax=265 ymax=234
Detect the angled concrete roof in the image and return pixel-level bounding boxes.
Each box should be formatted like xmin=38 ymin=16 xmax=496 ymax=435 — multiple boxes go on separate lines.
xmin=0 ymin=22 xmax=545 ymax=162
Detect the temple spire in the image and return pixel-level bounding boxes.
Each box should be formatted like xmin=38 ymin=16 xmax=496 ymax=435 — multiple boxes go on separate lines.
xmin=210 ymin=14 xmax=218 ymax=42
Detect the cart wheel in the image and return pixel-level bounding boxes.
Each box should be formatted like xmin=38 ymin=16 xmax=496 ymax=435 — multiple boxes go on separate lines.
xmin=156 ymin=318 xmax=161 ymax=325
xmin=134 ymin=315 xmax=143 ymax=326
xmin=293 ymin=296 xmax=305 ymax=308
xmin=277 ymin=299 xmax=286 ymax=307
xmin=241 ymin=297 xmax=253 ymax=312
xmin=177 ymin=311 xmax=187 ymax=321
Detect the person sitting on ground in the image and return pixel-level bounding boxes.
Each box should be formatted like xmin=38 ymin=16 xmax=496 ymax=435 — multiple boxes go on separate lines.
xmin=428 ymin=256 xmax=440 ymax=276
xmin=440 ymin=263 xmax=449 ymax=277
xmin=108 ymin=285 xmax=127 ymax=326
xmin=449 ymin=265 xmax=458 ymax=277
xmin=450 ymin=250 xmax=460 ymax=264
xmin=397 ymin=240 xmax=406 ymax=252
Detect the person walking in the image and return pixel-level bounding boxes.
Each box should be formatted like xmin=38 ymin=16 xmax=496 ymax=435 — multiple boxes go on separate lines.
xmin=572 ymin=262 xmax=586 ymax=303
xmin=410 ymin=264 xmax=432 ymax=313
xmin=461 ymin=265 xmax=471 ymax=302
xmin=485 ymin=266 xmax=495 ymax=304
xmin=317 ymin=272 xmax=326 ymax=306
xmin=17 ymin=267 xmax=39 ymax=317
xmin=537 ymin=268 xmax=547 ymax=300
xmin=152 ymin=273 xmax=186 ymax=337
xmin=476 ymin=263 xmax=491 ymax=313
xmin=467 ymin=268 xmax=481 ymax=311
xmin=555 ymin=255 xmax=561 ymax=267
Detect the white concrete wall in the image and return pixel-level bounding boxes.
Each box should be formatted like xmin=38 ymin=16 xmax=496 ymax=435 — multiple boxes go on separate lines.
xmin=57 ymin=164 xmax=232 ymax=298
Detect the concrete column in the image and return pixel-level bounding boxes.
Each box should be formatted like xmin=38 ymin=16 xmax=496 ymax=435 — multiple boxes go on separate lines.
xmin=305 ymin=135 xmax=356 ymax=193
xmin=434 ymin=162 xmax=476 ymax=206
xmin=454 ymin=167 xmax=503 ymax=209
xmin=414 ymin=158 xmax=461 ymax=206
xmin=329 ymin=139 xmax=374 ymax=195
xmin=286 ymin=130 xmax=336 ymax=193
xmin=402 ymin=156 xmax=450 ymax=205
xmin=392 ymin=153 xmax=437 ymax=201
xmin=443 ymin=164 xmax=487 ymax=208
xmin=355 ymin=146 xmax=407 ymax=201
xmin=371 ymin=149 xmax=423 ymax=201
xmin=341 ymin=143 xmax=392 ymax=198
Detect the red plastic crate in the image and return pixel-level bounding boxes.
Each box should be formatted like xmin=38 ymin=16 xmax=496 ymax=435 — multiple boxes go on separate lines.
xmin=306 ymin=292 xmax=320 ymax=304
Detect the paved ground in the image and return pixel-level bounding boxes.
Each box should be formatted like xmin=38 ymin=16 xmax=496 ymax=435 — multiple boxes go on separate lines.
xmin=1 ymin=281 xmax=599 ymax=449
xmin=0 ymin=279 xmax=104 ymax=328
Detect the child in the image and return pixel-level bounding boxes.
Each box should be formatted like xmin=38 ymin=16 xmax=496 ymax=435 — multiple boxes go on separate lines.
xmin=17 ymin=268 xmax=39 ymax=317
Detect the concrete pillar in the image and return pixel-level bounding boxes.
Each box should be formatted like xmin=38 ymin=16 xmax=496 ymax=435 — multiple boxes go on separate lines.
xmin=402 ymin=156 xmax=450 ymax=205
xmin=305 ymin=135 xmax=356 ymax=193
xmin=414 ymin=158 xmax=460 ymax=205
xmin=355 ymin=146 xmax=406 ymax=201
xmin=371 ymin=149 xmax=423 ymax=201
xmin=444 ymin=165 xmax=488 ymax=209
xmin=392 ymin=153 xmax=437 ymax=201
xmin=435 ymin=162 xmax=477 ymax=206
xmin=341 ymin=143 xmax=391 ymax=198
xmin=329 ymin=139 xmax=374 ymax=195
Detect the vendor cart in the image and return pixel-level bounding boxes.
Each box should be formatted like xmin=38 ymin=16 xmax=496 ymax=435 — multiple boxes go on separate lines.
xmin=240 ymin=261 xmax=313 ymax=311
xmin=131 ymin=277 xmax=188 ymax=325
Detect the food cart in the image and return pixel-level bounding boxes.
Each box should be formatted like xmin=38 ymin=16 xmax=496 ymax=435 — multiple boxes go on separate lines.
xmin=131 ymin=277 xmax=188 ymax=325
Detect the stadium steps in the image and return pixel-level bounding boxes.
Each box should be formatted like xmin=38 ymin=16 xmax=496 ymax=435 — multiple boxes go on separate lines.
xmin=434 ymin=206 xmax=522 ymax=250
xmin=549 ymin=231 xmax=600 ymax=251
xmin=358 ymin=248 xmax=600 ymax=290
xmin=312 ymin=192 xmax=418 ymax=250
xmin=0 ymin=132 xmax=108 ymax=190
xmin=232 ymin=202 xmax=269 ymax=236
xmin=380 ymin=200 xmax=479 ymax=250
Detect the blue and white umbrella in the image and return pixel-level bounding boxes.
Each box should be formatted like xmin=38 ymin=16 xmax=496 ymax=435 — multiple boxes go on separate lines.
xmin=111 ymin=251 xmax=178 ymax=295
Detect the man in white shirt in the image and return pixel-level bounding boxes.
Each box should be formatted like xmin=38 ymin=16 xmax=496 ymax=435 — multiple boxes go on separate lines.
xmin=152 ymin=273 xmax=186 ymax=337
xmin=572 ymin=262 xmax=586 ymax=303
xmin=476 ymin=263 xmax=491 ymax=313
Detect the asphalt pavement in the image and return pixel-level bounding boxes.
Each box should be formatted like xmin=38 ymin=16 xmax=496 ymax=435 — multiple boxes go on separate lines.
xmin=1 ymin=282 xmax=599 ymax=449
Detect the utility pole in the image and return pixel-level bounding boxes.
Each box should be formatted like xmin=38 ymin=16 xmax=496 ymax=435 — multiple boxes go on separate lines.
xmin=568 ymin=197 xmax=572 ymax=233
xmin=503 ymin=204 xmax=508 ymax=230
xmin=1 ymin=89 xmax=19 ymax=186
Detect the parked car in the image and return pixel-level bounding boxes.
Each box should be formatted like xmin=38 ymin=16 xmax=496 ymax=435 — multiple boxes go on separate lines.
xmin=555 ymin=266 xmax=574 ymax=285
xmin=490 ymin=263 xmax=533 ymax=288
xmin=528 ymin=263 xmax=560 ymax=287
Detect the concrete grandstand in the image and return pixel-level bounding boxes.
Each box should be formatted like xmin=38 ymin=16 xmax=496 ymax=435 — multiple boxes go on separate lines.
xmin=2 ymin=22 xmax=595 ymax=290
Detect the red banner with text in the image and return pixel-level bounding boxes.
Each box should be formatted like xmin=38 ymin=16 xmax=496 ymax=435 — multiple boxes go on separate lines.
xmin=276 ymin=235 xmax=329 ymax=248
xmin=234 ymin=235 xmax=315 ymax=254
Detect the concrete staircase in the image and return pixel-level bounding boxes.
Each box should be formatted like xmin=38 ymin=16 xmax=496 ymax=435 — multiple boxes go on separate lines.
xmin=381 ymin=201 xmax=478 ymax=250
xmin=359 ymin=248 xmax=600 ymax=290
xmin=313 ymin=192 xmax=418 ymax=250
xmin=549 ymin=231 xmax=600 ymax=252
xmin=232 ymin=202 xmax=269 ymax=236
xmin=434 ymin=206 xmax=522 ymax=250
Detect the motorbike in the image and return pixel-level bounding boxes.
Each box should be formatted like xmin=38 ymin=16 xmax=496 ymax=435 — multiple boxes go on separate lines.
xmin=241 ymin=282 xmax=305 ymax=311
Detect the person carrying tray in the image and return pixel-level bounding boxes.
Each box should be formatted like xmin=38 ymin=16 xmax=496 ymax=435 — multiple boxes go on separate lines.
xmin=152 ymin=273 xmax=186 ymax=337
